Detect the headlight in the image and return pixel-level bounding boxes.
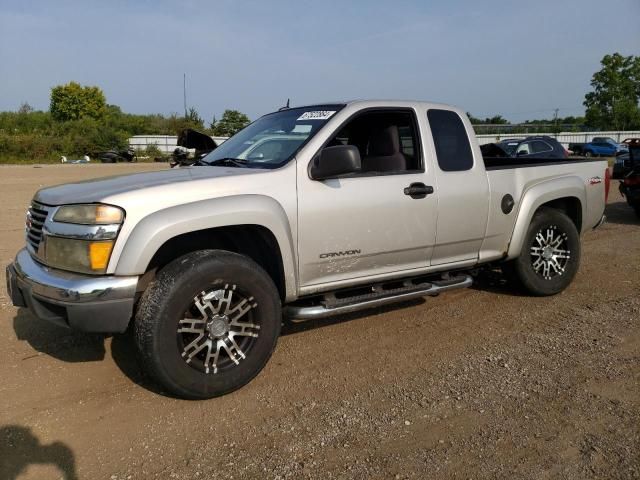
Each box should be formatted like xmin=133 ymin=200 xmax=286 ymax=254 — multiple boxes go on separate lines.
xmin=44 ymin=203 xmax=124 ymax=274
xmin=46 ymin=237 xmax=114 ymax=274
xmin=53 ymin=204 xmax=124 ymax=224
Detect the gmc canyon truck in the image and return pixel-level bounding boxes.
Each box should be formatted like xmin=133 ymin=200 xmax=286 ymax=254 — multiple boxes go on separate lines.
xmin=6 ymin=100 xmax=609 ymax=399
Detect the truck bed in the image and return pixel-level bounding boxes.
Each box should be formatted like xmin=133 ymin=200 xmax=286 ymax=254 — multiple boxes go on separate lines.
xmin=479 ymin=155 xmax=608 ymax=263
xmin=482 ymin=155 xmax=604 ymax=170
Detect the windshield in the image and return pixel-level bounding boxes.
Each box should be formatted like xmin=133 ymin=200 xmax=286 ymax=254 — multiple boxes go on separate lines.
xmin=202 ymin=105 xmax=344 ymax=168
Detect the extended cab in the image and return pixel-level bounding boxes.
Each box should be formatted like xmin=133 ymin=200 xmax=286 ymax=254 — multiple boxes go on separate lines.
xmin=6 ymin=100 xmax=609 ymax=398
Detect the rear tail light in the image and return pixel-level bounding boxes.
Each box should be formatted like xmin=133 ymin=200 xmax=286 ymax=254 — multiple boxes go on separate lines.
xmin=605 ymin=167 xmax=611 ymax=202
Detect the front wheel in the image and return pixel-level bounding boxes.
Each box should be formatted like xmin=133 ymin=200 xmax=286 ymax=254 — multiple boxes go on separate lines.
xmin=134 ymin=250 xmax=281 ymax=399
xmin=502 ymin=208 xmax=581 ymax=296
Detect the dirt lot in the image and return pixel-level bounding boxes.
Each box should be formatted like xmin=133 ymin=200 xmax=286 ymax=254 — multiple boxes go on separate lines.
xmin=0 ymin=164 xmax=638 ymax=479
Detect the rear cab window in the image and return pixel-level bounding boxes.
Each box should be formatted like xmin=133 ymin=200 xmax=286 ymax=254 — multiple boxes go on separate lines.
xmin=427 ymin=109 xmax=474 ymax=171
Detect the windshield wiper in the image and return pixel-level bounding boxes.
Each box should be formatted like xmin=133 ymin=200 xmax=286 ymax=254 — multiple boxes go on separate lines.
xmin=207 ymin=157 xmax=249 ymax=168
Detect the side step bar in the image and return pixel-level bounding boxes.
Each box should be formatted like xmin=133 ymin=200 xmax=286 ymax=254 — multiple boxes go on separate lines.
xmin=284 ymin=274 xmax=473 ymax=322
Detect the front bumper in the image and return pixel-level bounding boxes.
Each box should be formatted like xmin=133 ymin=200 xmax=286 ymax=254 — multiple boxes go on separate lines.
xmin=6 ymin=248 xmax=138 ymax=333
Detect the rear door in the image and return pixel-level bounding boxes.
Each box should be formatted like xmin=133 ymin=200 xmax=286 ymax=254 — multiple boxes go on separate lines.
xmin=426 ymin=109 xmax=490 ymax=265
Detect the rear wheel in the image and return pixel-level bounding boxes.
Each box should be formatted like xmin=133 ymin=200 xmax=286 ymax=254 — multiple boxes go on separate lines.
xmin=584 ymin=150 xmax=593 ymax=157
xmin=134 ymin=250 xmax=281 ymax=399
xmin=502 ymin=208 xmax=580 ymax=296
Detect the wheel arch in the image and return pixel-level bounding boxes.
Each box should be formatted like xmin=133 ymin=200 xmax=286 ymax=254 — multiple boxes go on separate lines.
xmin=112 ymin=195 xmax=297 ymax=301
xmin=506 ymin=177 xmax=586 ymax=260
xmin=144 ymin=225 xmax=288 ymax=302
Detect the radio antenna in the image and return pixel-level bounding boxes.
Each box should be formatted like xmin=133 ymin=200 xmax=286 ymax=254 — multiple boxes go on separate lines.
xmin=278 ymin=98 xmax=290 ymax=111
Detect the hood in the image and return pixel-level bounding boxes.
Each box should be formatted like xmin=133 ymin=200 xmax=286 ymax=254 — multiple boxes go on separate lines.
xmin=34 ymin=166 xmax=263 ymax=205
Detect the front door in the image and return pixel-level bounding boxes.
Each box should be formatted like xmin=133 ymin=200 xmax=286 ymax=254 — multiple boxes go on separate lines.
xmin=296 ymin=109 xmax=438 ymax=289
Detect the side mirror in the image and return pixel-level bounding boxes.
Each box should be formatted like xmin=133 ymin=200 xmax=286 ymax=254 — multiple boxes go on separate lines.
xmin=516 ymin=150 xmax=528 ymax=157
xmin=310 ymin=145 xmax=361 ymax=180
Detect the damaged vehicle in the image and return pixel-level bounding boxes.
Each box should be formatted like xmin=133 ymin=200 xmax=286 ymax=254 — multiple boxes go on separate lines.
xmin=170 ymin=129 xmax=218 ymax=167
xmin=6 ymin=100 xmax=609 ymax=399
xmin=98 ymin=148 xmax=137 ymax=163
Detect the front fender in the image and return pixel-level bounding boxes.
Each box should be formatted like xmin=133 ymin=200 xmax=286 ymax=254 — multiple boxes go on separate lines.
xmin=112 ymin=194 xmax=297 ymax=300
xmin=507 ymin=176 xmax=586 ymax=259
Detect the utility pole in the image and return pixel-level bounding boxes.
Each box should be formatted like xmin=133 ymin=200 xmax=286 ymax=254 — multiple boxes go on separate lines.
xmin=183 ymin=73 xmax=187 ymax=118
xmin=553 ymin=108 xmax=559 ymax=132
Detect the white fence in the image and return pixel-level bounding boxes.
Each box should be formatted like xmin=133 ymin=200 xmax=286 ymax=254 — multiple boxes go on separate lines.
xmin=128 ymin=135 xmax=228 ymax=154
xmin=476 ymin=131 xmax=640 ymax=147
xmin=129 ymin=130 xmax=640 ymax=153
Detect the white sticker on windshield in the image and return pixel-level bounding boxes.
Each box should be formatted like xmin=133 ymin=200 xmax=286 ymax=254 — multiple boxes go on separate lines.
xmin=297 ymin=110 xmax=336 ymax=121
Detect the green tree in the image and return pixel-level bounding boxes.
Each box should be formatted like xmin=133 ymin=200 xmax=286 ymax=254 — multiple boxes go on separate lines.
xmin=584 ymin=53 xmax=640 ymax=130
xmin=467 ymin=113 xmax=510 ymax=125
xmin=211 ymin=109 xmax=250 ymax=136
xmin=50 ymin=82 xmax=107 ymax=122
xmin=185 ymin=107 xmax=204 ymax=129
xmin=18 ymin=102 xmax=34 ymax=114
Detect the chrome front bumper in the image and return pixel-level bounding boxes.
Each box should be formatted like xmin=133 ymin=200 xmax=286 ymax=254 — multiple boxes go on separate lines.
xmin=6 ymin=248 xmax=138 ymax=333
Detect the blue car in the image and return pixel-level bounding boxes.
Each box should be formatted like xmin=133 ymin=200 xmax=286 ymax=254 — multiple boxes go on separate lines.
xmin=592 ymin=137 xmax=628 ymax=154
xmin=583 ymin=141 xmax=617 ymax=157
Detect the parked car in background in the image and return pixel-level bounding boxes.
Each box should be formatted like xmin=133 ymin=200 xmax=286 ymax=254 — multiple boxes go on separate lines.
xmin=495 ymin=136 xmax=567 ymax=159
xmin=582 ymin=141 xmax=618 ymax=157
xmin=170 ymin=129 xmax=219 ymax=167
xmin=592 ymin=137 xmax=628 ymax=154
xmin=569 ymin=138 xmax=622 ymax=157
xmin=612 ymin=153 xmax=631 ymax=179
xmin=98 ymin=148 xmax=137 ymax=163
xmin=494 ymin=138 xmax=524 ymax=155
xmin=616 ymin=139 xmax=640 ymax=218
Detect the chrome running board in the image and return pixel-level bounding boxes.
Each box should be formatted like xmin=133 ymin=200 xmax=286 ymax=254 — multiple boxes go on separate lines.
xmin=284 ymin=274 xmax=472 ymax=322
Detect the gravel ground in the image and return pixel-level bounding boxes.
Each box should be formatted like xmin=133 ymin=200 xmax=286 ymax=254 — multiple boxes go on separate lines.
xmin=0 ymin=164 xmax=638 ymax=479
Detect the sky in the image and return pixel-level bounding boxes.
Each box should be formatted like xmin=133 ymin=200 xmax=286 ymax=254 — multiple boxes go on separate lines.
xmin=1 ymin=0 xmax=639 ymax=123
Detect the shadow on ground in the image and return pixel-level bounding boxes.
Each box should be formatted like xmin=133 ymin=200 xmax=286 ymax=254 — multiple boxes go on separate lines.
xmin=470 ymin=268 xmax=529 ymax=298
xmin=10 ymin=267 xmax=522 ymax=396
xmin=11 ymin=308 xmax=167 ymax=396
xmin=13 ymin=308 xmax=105 ymax=362
xmin=0 ymin=425 xmax=78 ymax=480
xmin=604 ymin=200 xmax=639 ymax=226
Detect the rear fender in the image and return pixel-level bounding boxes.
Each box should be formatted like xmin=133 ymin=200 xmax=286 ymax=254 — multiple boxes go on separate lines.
xmin=507 ymin=176 xmax=586 ymax=259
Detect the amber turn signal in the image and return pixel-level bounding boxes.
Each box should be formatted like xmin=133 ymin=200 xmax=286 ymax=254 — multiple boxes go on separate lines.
xmin=89 ymin=241 xmax=114 ymax=271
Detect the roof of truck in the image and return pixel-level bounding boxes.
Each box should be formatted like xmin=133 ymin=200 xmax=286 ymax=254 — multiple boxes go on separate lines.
xmin=280 ymin=99 xmax=464 ymax=116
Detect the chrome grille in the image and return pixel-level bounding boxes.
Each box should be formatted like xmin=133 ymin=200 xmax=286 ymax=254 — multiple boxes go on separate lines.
xmin=26 ymin=201 xmax=51 ymax=253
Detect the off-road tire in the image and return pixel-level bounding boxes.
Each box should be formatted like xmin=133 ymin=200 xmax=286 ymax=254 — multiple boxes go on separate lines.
xmin=502 ymin=208 xmax=581 ymax=296
xmin=134 ymin=250 xmax=281 ymax=399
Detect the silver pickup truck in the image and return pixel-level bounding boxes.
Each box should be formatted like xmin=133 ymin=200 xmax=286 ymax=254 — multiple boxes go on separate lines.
xmin=6 ymin=100 xmax=609 ymax=398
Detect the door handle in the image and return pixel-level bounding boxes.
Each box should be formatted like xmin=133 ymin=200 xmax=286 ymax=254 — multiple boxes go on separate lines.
xmin=404 ymin=182 xmax=434 ymax=199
